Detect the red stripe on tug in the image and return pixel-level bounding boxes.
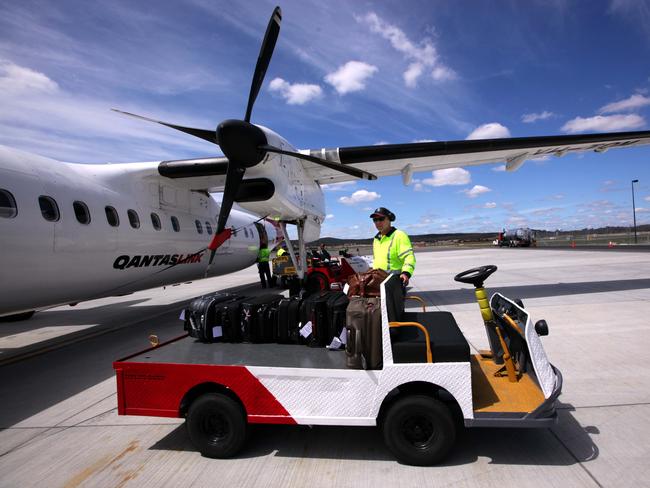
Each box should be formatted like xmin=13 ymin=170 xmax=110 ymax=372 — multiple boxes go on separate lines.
xmin=115 ymin=362 xmax=296 ymax=425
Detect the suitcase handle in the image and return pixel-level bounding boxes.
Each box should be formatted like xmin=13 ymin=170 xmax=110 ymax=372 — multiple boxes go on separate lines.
xmin=345 ymin=327 xmax=363 ymax=358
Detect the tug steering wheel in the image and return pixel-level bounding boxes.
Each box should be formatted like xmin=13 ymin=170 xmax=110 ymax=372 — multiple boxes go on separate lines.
xmin=454 ymin=265 xmax=497 ymax=288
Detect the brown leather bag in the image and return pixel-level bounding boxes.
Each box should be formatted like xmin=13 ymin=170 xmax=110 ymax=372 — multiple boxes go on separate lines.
xmin=346 ymin=269 xmax=389 ymax=297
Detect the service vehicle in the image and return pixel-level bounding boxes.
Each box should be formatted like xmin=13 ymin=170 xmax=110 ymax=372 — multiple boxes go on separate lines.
xmin=272 ymin=254 xmax=370 ymax=292
xmin=496 ymin=228 xmax=537 ymax=247
xmin=113 ymin=266 xmax=561 ymax=465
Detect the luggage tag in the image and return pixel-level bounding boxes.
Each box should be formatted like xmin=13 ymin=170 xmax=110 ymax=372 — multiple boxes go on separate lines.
xmin=339 ymin=327 xmax=347 ymax=345
xmin=326 ymin=336 xmax=343 ymax=350
xmin=212 ymin=326 xmax=223 ymax=339
xmin=343 ymin=283 xmax=350 ymax=295
xmin=179 ymin=309 xmax=186 ymax=320
xmin=299 ymin=321 xmax=313 ymax=338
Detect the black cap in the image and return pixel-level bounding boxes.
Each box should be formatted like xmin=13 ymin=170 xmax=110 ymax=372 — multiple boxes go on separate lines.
xmin=369 ymin=207 xmax=396 ymax=221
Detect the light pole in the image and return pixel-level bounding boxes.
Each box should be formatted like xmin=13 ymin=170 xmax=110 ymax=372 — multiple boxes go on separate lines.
xmin=632 ymin=179 xmax=639 ymax=244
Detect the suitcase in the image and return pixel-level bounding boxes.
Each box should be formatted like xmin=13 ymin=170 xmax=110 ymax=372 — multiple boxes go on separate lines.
xmin=184 ymin=292 xmax=238 ymax=342
xmin=277 ymin=296 xmax=302 ymax=344
xmin=326 ymin=292 xmax=349 ymax=345
xmin=345 ymin=296 xmax=382 ymax=369
xmin=214 ymin=296 xmax=250 ymax=343
xmin=241 ymin=294 xmax=283 ymax=343
xmin=299 ymin=291 xmax=332 ymax=347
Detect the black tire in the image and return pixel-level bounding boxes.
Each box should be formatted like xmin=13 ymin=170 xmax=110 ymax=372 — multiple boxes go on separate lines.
xmin=186 ymin=393 xmax=247 ymax=458
xmin=382 ymin=395 xmax=455 ymax=466
xmin=306 ymin=271 xmax=328 ymax=293
xmin=0 ymin=310 xmax=35 ymax=322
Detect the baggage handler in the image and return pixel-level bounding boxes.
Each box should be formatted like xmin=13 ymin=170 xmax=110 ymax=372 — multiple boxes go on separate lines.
xmin=370 ymin=207 xmax=415 ymax=287
xmin=257 ymin=242 xmax=273 ymax=288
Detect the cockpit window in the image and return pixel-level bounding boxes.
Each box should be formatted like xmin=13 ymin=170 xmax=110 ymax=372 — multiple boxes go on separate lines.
xmin=0 ymin=189 xmax=17 ymax=218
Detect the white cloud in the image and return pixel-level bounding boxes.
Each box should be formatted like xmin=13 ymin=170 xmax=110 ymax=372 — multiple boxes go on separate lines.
xmin=599 ymin=94 xmax=650 ymax=113
xmin=422 ymin=168 xmax=471 ymax=186
xmin=412 ymin=139 xmax=436 ymax=143
xmin=0 ymin=61 xmax=59 ymax=94
xmin=338 ymin=189 xmax=381 ymax=205
xmin=644 ymin=196 xmax=650 ymax=202
xmin=404 ymin=63 xmax=423 ymax=88
xmin=356 ymin=12 xmax=455 ymax=88
xmin=431 ymin=66 xmax=457 ymax=81
xmin=635 ymin=207 xmax=649 ymax=213
xmin=466 ymin=123 xmax=511 ymax=140
xmin=410 ymin=178 xmax=430 ymax=192
xmin=268 ymin=77 xmax=322 ymax=105
xmin=492 ymin=164 xmax=506 ymax=172
xmin=484 ymin=202 xmax=497 ymax=208
xmin=325 ymin=213 xmax=334 ymax=220
xmin=325 ymin=61 xmax=377 ymax=95
xmin=463 ymin=185 xmax=491 ymax=198
xmin=321 ymin=181 xmax=357 ymax=191
xmin=561 ymin=114 xmax=645 ymax=133
xmin=522 ymin=111 xmax=554 ymax=123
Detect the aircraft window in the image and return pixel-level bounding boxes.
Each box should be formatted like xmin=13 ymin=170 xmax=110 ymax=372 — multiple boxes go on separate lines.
xmin=244 ymin=228 xmax=249 ymax=238
xmin=171 ymin=216 xmax=180 ymax=232
xmin=205 ymin=221 xmax=213 ymax=235
xmin=195 ymin=219 xmax=203 ymax=234
xmin=151 ymin=212 xmax=161 ymax=231
xmin=105 ymin=206 xmax=119 ymax=227
xmin=127 ymin=209 xmax=140 ymax=229
xmin=73 ymin=201 xmax=91 ymax=225
xmin=0 ymin=189 xmax=17 ymax=218
xmin=38 ymin=195 xmax=60 ymax=222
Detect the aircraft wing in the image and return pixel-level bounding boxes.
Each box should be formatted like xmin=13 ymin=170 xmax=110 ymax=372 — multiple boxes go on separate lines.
xmin=300 ymin=130 xmax=650 ymax=184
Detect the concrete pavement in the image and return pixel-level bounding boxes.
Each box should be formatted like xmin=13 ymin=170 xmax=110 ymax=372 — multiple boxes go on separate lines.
xmin=1 ymin=249 xmax=649 ymax=487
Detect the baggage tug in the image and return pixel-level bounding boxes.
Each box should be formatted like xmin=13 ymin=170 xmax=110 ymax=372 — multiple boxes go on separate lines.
xmin=113 ymin=268 xmax=561 ymax=466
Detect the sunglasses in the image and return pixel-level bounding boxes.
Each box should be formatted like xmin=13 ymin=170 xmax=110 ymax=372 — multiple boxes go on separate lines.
xmin=372 ymin=217 xmax=387 ymax=222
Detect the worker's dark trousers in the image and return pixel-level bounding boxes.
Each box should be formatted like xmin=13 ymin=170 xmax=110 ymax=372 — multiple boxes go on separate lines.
xmin=257 ymin=261 xmax=272 ymax=288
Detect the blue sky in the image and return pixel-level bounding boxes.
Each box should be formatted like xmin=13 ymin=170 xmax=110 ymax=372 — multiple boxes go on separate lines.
xmin=1 ymin=0 xmax=650 ymax=238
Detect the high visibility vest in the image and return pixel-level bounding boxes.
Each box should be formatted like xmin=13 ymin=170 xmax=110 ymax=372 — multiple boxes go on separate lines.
xmin=277 ymin=248 xmax=287 ymax=257
xmin=372 ymin=228 xmax=415 ymax=276
xmin=258 ymin=247 xmax=270 ymax=262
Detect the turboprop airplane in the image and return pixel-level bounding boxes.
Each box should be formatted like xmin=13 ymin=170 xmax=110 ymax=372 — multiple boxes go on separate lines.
xmin=2 ymin=5 xmax=650 ymax=321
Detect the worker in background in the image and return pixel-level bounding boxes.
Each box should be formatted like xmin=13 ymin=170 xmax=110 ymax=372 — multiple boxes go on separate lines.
xmin=257 ymin=241 xmax=273 ymax=288
xmin=276 ymin=242 xmax=287 ymax=257
xmin=370 ymin=207 xmax=415 ymax=288
xmin=319 ymin=243 xmax=331 ymax=261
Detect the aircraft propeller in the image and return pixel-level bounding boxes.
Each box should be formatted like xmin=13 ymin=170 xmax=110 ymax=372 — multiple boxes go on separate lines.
xmin=114 ymin=6 xmax=376 ymax=261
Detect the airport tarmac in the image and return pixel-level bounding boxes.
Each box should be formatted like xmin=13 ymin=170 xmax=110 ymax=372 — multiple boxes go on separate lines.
xmin=0 ymin=248 xmax=649 ymax=487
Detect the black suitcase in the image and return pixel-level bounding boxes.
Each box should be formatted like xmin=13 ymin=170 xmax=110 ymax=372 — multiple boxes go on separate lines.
xmin=277 ymin=297 xmax=303 ymax=344
xmin=241 ymin=294 xmax=283 ymax=343
xmin=326 ymin=291 xmax=349 ymax=344
xmin=184 ymin=292 xmax=238 ymax=342
xmin=217 ymin=296 xmax=250 ymax=343
xmin=299 ymin=291 xmax=334 ymax=347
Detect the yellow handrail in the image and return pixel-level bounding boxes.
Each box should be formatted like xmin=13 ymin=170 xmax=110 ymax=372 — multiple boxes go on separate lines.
xmin=404 ymin=295 xmax=427 ymax=312
xmin=389 ymin=321 xmax=433 ymax=363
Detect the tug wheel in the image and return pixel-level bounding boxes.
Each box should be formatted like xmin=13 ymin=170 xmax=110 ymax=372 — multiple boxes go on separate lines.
xmin=186 ymin=393 xmax=247 ymax=458
xmin=382 ymin=395 xmax=455 ymax=466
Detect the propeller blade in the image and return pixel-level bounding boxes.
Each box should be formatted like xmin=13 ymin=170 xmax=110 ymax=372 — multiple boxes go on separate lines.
xmin=260 ymin=144 xmax=377 ymax=180
xmin=244 ymin=6 xmax=282 ymax=122
xmin=216 ymin=162 xmax=246 ymax=235
xmin=112 ymin=109 xmax=219 ymax=145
